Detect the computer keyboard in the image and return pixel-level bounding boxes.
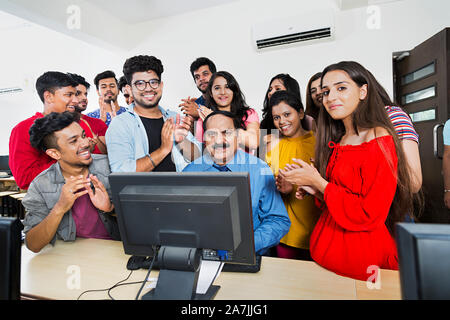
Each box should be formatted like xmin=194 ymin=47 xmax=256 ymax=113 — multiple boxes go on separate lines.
xmin=126 ymin=253 xmax=261 ymax=273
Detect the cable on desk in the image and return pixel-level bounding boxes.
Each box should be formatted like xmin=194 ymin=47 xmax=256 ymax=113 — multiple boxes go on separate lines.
xmin=76 ymin=270 xmax=134 ymax=300
xmin=107 ymin=269 xmax=134 ymax=300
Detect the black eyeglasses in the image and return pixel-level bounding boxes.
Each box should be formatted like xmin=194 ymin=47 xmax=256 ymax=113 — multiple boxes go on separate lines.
xmin=133 ymin=79 xmax=161 ymax=91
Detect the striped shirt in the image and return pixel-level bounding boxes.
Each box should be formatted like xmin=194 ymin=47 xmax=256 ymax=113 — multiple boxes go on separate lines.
xmin=386 ymin=106 xmax=419 ymax=144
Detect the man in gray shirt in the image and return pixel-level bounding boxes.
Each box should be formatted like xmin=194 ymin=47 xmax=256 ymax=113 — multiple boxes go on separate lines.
xmin=23 ymin=112 xmax=120 ymax=253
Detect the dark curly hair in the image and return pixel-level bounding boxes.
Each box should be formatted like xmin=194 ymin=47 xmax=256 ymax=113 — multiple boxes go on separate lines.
xmin=29 ymin=111 xmax=77 ymax=152
xmin=205 ymin=71 xmax=250 ymax=129
xmin=123 ymin=55 xmax=164 ymax=85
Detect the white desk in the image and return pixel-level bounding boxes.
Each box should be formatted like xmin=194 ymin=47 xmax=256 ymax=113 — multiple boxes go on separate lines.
xmin=20 ymin=238 xmax=401 ymax=300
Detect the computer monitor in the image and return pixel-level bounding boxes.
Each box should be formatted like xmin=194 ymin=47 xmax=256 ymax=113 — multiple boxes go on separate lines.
xmin=396 ymin=222 xmax=450 ymax=300
xmin=109 ymin=172 xmax=256 ymax=300
xmin=0 ymin=217 xmax=22 ymax=300
xmin=0 ymin=155 xmax=11 ymax=175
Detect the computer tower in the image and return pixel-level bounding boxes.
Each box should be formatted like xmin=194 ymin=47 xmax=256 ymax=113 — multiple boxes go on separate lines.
xmin=0 ymin=217 xmax=22 ymax=300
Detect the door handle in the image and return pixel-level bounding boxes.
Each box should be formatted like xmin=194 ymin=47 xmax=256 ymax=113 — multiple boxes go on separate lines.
xmin=433 ymin=123 xmax=444 ymax=159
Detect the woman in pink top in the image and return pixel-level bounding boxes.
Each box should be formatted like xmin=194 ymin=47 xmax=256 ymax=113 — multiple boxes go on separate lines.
xmin=196 ymin=71 xmax=260 ymax=153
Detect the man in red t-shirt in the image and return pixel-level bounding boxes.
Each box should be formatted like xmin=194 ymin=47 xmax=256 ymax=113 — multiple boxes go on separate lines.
xmin=9 ymin=72 xmax=80 ymax=190
xmin=68 ymin=73 xmax=108 ymax=154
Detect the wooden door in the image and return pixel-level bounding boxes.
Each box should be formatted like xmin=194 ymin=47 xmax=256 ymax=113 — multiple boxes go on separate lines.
xmin=393 ymin=28 xmax=449 ymax=223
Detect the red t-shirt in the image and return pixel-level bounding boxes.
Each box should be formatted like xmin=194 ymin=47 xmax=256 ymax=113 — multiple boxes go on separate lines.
xmin=310 ymin=136 xmax=399 ymax=281
xmin=9 ymin=112 xmax=56 ymax=190
xmin=79 ymin=115 xmax=108 ymax=154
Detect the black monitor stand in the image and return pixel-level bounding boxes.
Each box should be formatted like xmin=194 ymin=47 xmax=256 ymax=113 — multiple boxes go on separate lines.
xmin=142 ymin=246 xmax=220 ymax=300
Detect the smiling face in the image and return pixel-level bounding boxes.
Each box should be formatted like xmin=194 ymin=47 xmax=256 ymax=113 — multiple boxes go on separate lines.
xmin=46 ymin=86 xmax=79 ymax=114
xmin=321 ymin=70 xmax=367 ymax=122
xmin=46 ymin=122 xmax=92 ymax=168
xmin=204 ymin=114 xmax=238 ymax=166
xmin=130 ymin=70 xmax=163 ymax=109
xmin=272 ymin=102 xmax=304 ymax=138
xmin=211 ymin=76 xmax=233 ymax=110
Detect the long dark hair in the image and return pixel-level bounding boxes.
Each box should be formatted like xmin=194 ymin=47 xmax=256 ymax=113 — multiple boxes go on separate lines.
xmin=305 ymin=72 xmax=322 ymax=121
xmin=260 ymin=74 xmax=302 ymax=130
xmin=205 ymin=71 xmax=250 ymax=129
xmin=315 ymin=61 xmax=420 ymax=235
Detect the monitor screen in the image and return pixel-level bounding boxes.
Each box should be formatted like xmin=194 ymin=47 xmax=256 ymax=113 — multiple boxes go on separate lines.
xmin=396 ymin=222 xmax=450 ymax=300
xmin=0 ymin=155 xmax=11 ymax=175
xmin=109 ymin=172 xmax=256 ymax=265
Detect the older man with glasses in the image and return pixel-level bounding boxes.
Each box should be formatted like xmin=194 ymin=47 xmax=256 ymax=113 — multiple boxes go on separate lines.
xmin=183 ymin=111 xmax=290 ymax=255
xmin=106 ymin=55 xmax=201 ymax=173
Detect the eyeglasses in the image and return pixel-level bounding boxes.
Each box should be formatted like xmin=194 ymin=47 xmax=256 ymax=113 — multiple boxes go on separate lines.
xmin=204 ymin=129 xmax=236 ymax=140
xmin=133 ymin=79 xmax=161 ymax=91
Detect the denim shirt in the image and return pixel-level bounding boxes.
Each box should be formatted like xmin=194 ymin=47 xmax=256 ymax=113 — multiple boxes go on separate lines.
xmin=22 ymin=155 xmax=121 ymax=246
xmin=105 ymin=103 xmax=201 ymax=173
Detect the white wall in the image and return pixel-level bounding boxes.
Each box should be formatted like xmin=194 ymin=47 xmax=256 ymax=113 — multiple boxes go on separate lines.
xmin=0 ymin=0 xmax=449 ymax=155
xmin=0 ymin=10 xmax=124 ymax=154
xmin=128 ymin=0 xmax=450 ymax=116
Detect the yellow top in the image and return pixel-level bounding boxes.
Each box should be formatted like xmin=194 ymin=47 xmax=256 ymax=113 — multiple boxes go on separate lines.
xmin=265 ymin=131 xmax=320 ymax=249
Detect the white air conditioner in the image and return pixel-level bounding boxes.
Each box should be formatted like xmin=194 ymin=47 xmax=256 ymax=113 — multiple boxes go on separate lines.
xmin=0 ymin=87 xmax=23 ymax=95
xmin=252 ymin=11 xmax=335 ymax=50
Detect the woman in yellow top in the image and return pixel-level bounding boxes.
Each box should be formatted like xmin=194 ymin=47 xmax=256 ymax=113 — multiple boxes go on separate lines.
xmin=265 ymin=90 xmax=320 ymax=260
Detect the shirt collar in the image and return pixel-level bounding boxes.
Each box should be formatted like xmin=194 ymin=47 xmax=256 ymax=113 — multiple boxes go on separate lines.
xmin=204 ymin=149 xmax=246 ymax=172
xmin=126 ymin=102 xmax=170 ymax=120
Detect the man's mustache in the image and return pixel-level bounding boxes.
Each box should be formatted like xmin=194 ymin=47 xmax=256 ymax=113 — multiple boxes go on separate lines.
xmin=212 ymin=143 xmax=230 ymax=149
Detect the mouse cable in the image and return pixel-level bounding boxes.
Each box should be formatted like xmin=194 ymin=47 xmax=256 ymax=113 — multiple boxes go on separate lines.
xmin=76 ymin=270 xmax=134 ymax=300
xmin=135 ymin=246 xmax=159 ymax=300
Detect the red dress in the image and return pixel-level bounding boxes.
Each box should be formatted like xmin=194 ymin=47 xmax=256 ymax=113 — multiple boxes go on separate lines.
xmin=310 ymin=135 xmax=399 ymax=281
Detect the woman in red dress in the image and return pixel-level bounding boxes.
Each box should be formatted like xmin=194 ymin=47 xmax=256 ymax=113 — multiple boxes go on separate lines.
xmin=279 ymin=61 xmax=418 ymax=281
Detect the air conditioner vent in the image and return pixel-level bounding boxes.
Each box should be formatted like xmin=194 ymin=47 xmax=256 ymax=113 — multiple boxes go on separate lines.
xmin=256 ymin=27 xmax=332 ymax=49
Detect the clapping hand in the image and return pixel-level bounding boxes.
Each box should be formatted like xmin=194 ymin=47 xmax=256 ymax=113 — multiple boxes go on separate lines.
xmin=86 ymin=174 xmax=113 ymax=212
xmin=198 ymin=105 xmax=213 ymax=121
xmin=179 ymin=97 xmax=200 ymax=118
xmin=174 ymin=113 xmax=193 ymax=143
xmin=275 ymin=173 xmax=293 ymax=194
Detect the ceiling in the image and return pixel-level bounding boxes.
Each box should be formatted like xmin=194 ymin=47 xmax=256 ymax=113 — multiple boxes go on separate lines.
xmin=0 ymin=0 xmax=240 ymax=50
xmin=89 ymin=0 xmax=240 ymax=24
xmin=0 ymin=0 xmax=402 ymax=50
